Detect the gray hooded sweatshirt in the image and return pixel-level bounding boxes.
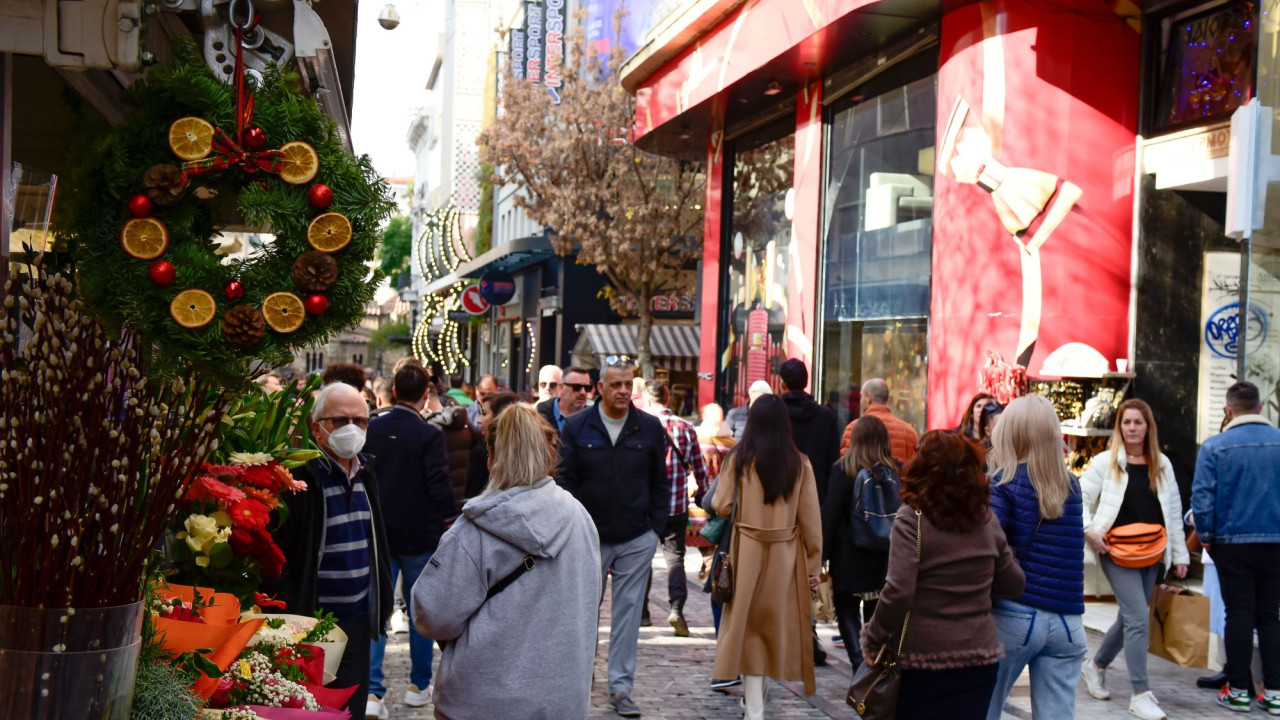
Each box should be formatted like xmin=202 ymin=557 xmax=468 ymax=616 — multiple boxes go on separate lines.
xmin=413 ymin=477 xmax=601 ymax=720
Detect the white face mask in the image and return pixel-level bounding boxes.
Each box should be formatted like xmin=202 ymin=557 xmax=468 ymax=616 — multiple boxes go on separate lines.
xmin=326 ymin=424 xmax=366 ymax=459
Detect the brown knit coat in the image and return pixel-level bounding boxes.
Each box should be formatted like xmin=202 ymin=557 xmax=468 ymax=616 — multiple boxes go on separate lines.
xmin=861 ymin=504 xmax=1025 ymax=670
xmin=711 ymin=456 xmax=823 ymax=694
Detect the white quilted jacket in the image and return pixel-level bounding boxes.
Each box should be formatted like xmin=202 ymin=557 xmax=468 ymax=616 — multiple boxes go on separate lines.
xmin=1080 ymin=449 xmax=1190 ymax=569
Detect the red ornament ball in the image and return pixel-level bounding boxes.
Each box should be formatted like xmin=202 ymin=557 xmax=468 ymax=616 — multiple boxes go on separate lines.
xmin=307 ymin=184 xmax=333 ymax=209
xmin=127 ymin=193 xmax=153 ymax=218
xmin=224 ymin=280 xmax=246 ymax=301
xmin=148 ymin=260 xmax=175 ymax=285
xmin=304 ymin=294 xmax=329 ymax=315
xmin=243 ymin=126 xmax=267 ymax=151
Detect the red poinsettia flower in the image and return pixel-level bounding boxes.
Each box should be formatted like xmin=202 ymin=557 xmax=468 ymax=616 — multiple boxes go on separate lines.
xmin=185 ymin=474 xmax=247 ymax=507
xmin=228 ymin=497 xmax=271 ymax=531
xmin=254 ymin=592 xmax=287 ymax=609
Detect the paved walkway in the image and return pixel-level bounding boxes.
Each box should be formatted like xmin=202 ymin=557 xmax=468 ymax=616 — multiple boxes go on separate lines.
xmin=378 ymin=549 xmax=1229 ymax=720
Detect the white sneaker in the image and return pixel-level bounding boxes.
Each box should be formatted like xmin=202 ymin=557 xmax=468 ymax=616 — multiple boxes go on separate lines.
xmin=1129 ymin=691 xmax=1167 ymax=720
xmin=389 ymin=608 xmax=410 ymax=634
xmin=366 ymin=694 xmax=389 ymax=720
xmin=1081 ymin=659 xmax=1110 ymax=700
xmin=405 ymin=684 xmax=431 ymax=708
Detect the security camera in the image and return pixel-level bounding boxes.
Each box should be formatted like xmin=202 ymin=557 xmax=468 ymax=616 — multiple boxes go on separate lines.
xmin=378 ymin=3 xmax=400 ymax=30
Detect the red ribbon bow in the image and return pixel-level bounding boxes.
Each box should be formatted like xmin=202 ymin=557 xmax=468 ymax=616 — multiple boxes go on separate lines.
xmin=181 ymin=127 xmax=284 ymax=183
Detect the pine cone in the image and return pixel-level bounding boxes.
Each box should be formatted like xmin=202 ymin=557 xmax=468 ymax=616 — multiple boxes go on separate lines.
xmin=143 ymin=164 xmax=186 ymax=207
xmin=292 ymin=251 xmax=339 ymax=292
xmin=222 ymin=305 xmax=265 ymax=349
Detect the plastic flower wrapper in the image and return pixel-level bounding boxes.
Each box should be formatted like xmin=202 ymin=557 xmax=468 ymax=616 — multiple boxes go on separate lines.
xmin=153 ymin=584 xmax=265 ymax=700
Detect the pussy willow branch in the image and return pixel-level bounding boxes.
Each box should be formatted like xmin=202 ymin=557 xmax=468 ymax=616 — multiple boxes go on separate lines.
xmin=0 ymin=271 xmax=227 ymax=608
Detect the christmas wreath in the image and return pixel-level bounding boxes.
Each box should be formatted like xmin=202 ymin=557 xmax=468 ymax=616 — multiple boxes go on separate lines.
xmin=61 ymin=41 xmax=393 ymax=385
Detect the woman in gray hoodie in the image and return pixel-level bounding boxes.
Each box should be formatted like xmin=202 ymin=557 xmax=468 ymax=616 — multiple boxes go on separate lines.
xmin=413 ymin=403 xmax=601 ymax=720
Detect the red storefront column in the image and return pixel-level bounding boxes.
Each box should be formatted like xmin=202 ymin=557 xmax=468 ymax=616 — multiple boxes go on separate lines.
xmin=928 ymin=0 xmax=1139 ymax=428
xmin=788 ymin=80 xmax=824 ymax=383
xmin=697 ymin=97 xmax=726 ymax=406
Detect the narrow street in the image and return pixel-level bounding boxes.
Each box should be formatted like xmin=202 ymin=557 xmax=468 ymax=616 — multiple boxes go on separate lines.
xmin=380 ymin=550 xmax=1219 ymax=720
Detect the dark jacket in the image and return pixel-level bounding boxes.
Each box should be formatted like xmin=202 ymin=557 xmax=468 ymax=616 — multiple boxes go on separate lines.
xmin=263 ymin=457 xmax=394 ymax=636
xmin=556 ymin=404 xmax=669 ymax=544
xmin=464 ymin=443 xmax=489 ymax=500
xmin=536 ymin=398 xmax=559 ymax=431
xmin=364 ymin=405 xmax=457 ymax=556
xmin=822 ymin=461 xmax=892 ymax=596
xmin=781 ymin=390 xmax=840 ymax=500
xmin=425 ymin=406 xmax=480 ymax=511
xmin=989 ymin=465 xmax=1085 ymax=615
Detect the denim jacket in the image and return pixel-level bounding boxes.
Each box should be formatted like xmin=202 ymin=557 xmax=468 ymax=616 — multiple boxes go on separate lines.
xmin=1192 ymin=415 xmax=1280 ymax=545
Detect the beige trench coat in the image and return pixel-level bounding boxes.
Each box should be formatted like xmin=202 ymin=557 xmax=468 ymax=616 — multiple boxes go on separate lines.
xmin=711 ymin=456 xmax=823 ymax=694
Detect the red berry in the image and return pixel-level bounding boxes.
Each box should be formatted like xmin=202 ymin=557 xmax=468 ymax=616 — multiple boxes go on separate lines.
xmin=127 ymin=194 xmax=153 ymax=218
xmin=304 ymin=294 xmax=328 ymax=315
xmin=148 ymin=260 xmax=175 ymax=285
xmin=307 ymin=184 xmax=333 ymax=209
xmin=224 ymin=280 xmax=246 ymax=301
xmin=244 ymin=126 xmax=267 ymax=151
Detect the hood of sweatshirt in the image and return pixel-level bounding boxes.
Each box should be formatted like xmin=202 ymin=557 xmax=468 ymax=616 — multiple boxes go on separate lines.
xmin=783 ymin=391 xmax=820 ymax=422
xmin=461 ymin=478 xmax=577 ymax=559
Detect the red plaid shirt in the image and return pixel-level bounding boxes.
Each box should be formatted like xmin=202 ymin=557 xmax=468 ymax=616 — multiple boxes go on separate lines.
xmin=655 ymin=409 xmax=708 ymax=516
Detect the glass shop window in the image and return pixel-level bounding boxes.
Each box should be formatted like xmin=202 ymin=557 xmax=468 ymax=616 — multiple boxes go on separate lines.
xmin=1153 ymin=0 xmax=1257 ymax=134
xmin=819 ymin=74 xmax=936 ymax=436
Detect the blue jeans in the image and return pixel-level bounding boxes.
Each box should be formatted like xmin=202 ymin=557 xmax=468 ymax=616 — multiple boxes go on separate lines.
xmin=986 ymin=598 xmax=1087 ymax=720
xmin=369 ymin=552 xmax=434 ymax=697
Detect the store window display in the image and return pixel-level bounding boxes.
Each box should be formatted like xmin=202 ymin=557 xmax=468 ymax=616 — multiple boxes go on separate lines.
xmin=819 ymin=73 xmax=936 ymax=434
xmin=721 ymin=129 xmax=795 ymax=408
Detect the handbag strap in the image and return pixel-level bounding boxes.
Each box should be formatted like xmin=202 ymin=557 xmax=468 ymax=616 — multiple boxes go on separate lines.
xmin=894 ymin=510 xmax=923 ymax=659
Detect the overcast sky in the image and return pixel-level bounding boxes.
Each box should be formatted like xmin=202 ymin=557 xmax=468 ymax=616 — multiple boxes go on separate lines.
xmin=350 ymin=0 xmax=443 ymax=180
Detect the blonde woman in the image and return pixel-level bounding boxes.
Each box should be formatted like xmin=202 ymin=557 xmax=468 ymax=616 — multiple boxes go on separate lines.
xmin=413 ymin=404 xmax=601 ymax=720
xmin=985 ymin=395 xmax=1087 ymax=720
xmin=1079 ymin=398 xmax=1189 ymax=720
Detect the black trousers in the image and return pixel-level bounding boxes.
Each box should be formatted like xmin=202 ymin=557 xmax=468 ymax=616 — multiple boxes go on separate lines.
xmin=335 ymin=614 xmax=372 ymax=718
xmin=1213 ymin=543 xmax=1280 ymax=690
xmin=645 ymin=512 xmax=690 ymax=611
xmin=896 ymin=663 xmax=999 ymax=720
xmin=834 ymin=593 xmax=877 ymax=668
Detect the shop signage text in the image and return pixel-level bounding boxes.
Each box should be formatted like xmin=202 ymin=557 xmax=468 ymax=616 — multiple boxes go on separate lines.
xmin=510 ymin=21 xmax=526 ymax=81
xmin=613 ymin=294 xmax=696 ymax=315
xmin=525 ymin=0 xmax=544 ymax=84
xmin=479 ymin=270 xmax=517 ymax=306
xmin=543 ymin=0 xmax=565 ymax=104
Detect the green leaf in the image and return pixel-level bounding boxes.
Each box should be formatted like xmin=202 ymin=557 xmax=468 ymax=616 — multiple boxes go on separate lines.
xmin=208 ymin=542 xmax=234 ymax=569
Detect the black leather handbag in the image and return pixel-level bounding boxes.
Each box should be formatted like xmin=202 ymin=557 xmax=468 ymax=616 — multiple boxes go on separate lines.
xmin=709 ymin=478 xmax=740 ymax=604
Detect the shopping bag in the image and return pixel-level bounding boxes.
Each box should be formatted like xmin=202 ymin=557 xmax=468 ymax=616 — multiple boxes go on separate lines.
xmin=1148 ymin=583 xmax=1210 ymax=669
xmin=812 ymin=574 xmax=835 ymax=623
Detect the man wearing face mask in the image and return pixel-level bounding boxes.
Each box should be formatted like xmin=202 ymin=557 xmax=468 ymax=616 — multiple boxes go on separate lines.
xmin=263 ymin=382 xmax=393 ymax=720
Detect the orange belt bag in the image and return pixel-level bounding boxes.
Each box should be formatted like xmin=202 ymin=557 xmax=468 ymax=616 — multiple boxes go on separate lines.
xmin=1106 ymin=522 xmax=1167 ymax=568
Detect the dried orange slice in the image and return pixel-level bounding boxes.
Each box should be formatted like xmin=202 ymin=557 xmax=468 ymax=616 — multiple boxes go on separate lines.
xmin=307 ymin=212 xmax=352 ymax=252
xmin=262 ymin=292 xmax=306 ymax=333
xmin=120 ymin=218 xmax=169 ymax=260
xmin=168 ymin=117 xmax=215 ymax=161
xmin=169 ymin=289 xmax=217 ymax=329
xmin=278 ymin=141 xmax=319 ymax=185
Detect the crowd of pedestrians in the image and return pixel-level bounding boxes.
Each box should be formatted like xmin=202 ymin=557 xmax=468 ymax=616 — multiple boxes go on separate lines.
xmin=260 ymin=356 xmax=1280 ymax=720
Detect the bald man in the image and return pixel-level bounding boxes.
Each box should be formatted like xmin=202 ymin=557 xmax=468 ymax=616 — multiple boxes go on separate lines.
xmin=839 ymin=378 xmax=918 ymax=464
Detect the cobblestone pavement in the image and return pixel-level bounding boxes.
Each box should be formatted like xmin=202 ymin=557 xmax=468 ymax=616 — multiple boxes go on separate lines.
xmin=378 ymin=549 xmax=1228 ymax=720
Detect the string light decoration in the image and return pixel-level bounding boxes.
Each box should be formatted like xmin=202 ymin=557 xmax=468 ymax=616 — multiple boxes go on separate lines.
xmin=525 ymin=320 xmax=537 ymax=373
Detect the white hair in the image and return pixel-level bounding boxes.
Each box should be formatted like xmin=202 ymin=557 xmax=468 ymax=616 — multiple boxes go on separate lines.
xmin=311 ymin=382 xmax=362 ymax=423
xmin=537 ymin=364 xmax=562 ymax=381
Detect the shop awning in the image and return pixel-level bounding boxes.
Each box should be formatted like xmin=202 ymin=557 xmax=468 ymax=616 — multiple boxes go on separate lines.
xmin=423 ymin=233 xmax=559 ymax=295
xmin=573 ymin=323 xmax=700 ymax=372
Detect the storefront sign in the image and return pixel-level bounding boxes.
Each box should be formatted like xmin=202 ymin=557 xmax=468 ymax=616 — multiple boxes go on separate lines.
xmin=479 ymin=270 xmax=517 ymax=306
xmin=525 ymin=0 xmax=544 ymax=85
xmin=510 ymin=17 xmax=526 ymax=81
xmin=543 ymin=0 xmax=565 ymax=104
xmin=461 ymin=285 xmax=490 ymax=315
xmin=1143 ymin=122 xmax=1231 ymax=189
xmin=1197 ymin=251 xmax=1280 ymax=442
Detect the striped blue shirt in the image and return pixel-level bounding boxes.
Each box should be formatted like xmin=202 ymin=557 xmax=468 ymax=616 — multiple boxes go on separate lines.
xmin=316 ymin=457 xmax=373 ymax=620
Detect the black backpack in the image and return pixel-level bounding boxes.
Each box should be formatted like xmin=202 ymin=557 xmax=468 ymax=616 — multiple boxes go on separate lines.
xmin=849 ymin=462 xmax=902 ymax=551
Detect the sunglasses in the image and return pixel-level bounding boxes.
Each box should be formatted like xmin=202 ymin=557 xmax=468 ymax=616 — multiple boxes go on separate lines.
xmin=605 ymin=354 xmax=634 ymax=367
xmin=565 ymin=383 xmax=592 ymax=393
xmin=319 ymin=416 xmax=369 ymax=429
xmin=539 ymin=381 xmax=561 ymax=389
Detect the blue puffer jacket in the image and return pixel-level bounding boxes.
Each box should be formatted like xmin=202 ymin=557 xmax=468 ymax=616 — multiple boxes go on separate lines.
xmin=989 ymin=465 xmax=1085 ymax=615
